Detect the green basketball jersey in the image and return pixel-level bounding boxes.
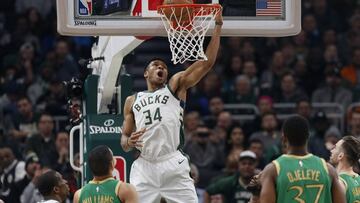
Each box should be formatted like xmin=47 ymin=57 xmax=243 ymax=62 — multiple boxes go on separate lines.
xmin=339 ymin=173 xmax=360 ymax=203
xmin=273 ymin=154 xmax=332 ymax=203
xmin=79 ymin=177 xmax=122 ymax=203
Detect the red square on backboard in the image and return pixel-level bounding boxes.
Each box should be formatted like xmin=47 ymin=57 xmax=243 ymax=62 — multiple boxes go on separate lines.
xmin=112 ymin=156 xmax=127 ymax=182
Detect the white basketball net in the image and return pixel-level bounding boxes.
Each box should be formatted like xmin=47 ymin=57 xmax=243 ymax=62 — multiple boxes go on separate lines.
xmin=158 ymin=5 xmax=221 ymax=64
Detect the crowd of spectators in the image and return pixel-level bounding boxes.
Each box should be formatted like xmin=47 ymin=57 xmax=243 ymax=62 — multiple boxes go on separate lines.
xmin=0 ymin=0 xmax=360 ymax=202
xmin=0 ymin=0 xmax=90 ymax=202
xmin=183 ymin=0 xmax=360 ymax=202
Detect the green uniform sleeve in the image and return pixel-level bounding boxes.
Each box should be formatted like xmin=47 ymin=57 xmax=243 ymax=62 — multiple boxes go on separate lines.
xmin=205 ymin=176 xmax=233 ymax=195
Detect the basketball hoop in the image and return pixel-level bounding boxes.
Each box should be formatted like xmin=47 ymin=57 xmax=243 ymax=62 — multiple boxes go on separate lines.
xmin=157 ymin=4 xmax=221 ymax=64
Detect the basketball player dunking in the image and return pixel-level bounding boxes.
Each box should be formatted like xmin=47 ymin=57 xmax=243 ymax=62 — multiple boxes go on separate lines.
xmin=120 ymin=7 xmax=223 ymax=203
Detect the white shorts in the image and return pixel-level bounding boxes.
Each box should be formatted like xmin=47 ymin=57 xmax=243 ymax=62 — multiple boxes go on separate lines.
xmin=130 ymin=151 xmax=198 ymax=203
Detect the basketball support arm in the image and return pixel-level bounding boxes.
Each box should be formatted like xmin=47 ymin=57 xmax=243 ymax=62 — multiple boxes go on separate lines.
xmin=91 ymin=36 xmax=144 ymax=113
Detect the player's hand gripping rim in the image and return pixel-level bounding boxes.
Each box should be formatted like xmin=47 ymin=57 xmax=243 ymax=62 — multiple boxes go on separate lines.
xmin=127 ymin=128 xmax=146 ymax=148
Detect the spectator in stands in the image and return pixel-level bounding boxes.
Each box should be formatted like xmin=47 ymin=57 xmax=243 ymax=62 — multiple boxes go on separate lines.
xmin=16 ymin=42 xmax=37 ymax=87
xmin=249 ymin=112 xmax=281 ymax=163
xmin=0 ymin=14 xmax=11 ymax=58
xmin=189 ymin=71 xmax=222 ymax=114
xmin=243 ymin=96 xmax=274 ymax=136
xmin=213 ymin=111 xmax=233 ymax=145
xmin=224 ymin=75 xmax=257 ymax=104
xmin=302 ymin=13 xmax=321 ymax=47
xmin=25 ymin=113 xmax=56 ymax=166
xmin=0 ymin=81 xmax=21 ymax=118
xmin=204 ymin=150 xmax=257 ymax=203
xmin=280 ymin=41 xmax=297 ymax=68
xmin=348 ymin=107 xmax=360 ymax=138
xmin=0 ymin=146 xmax=26 ymax=202
xmin=257 ymin=96 xmax=274 ymax=116
xmin=260 ymin=51 xmax=288 ymax=94
xmin=20 ymin=165 xmax=44 ymax=203
xmin=35 ymin=170 xmax=69 ymax=203
xmin=243 ymin=60 xmax=259 ymax=95
xmin=274 ymin=72 xmax=308 ymax=103
xmin=52 ymin=39 xmax=79 ymax=82
xmin=308 ymin=111 xmax=339 ymax=160
xmin=311 ymin=0 xmax=341 ymax=31
xmin=241 ymin=40 xmax=256 ymax=62
xmin=224 ymin=125 xmax=245 ymax=173
xmin=338 ymin=14 xmax=360 ymax=64
xmin=51 ymin=131 xmax=72 ymax=176
xmin=248 ymin=139 xmax=266 ymax=170
xmin=223 ymin=55 xmax=243 ymax=91
xmin=6 ymin=96 xmax=38 ymax=141
xmin=225 ymin=37 xmax=242 ymax=54
xmin=0 ymin=132 xmax=22 ymax=161
xmin=13 ymin=152 xmax=40 ymax=202
xmin=217 ymin=111 xmax=233 ymax=131
xmin=204 ymin=96 xmax=224 ymax=128
xmin=11 ymin=15 xmax=40 ymax=54
xmin=26 ymin=8 xmax=44 ymax=38
xmin=184 ymin=125 xmax=225 ymax=188
xmin=341 ymin=48 xmax=360 ymax=88
xmin=296 ymin=99 xmax=313 ymax=120
xmin=323 ymin=45 xmax=340 ymax=65
xmin=322 ymin=29 xmax=337 ymax=47
xmin=312 ymin=67 xmax=353 ymax=109
xmin=36 ymin=77 xmax=67 ymax=115
xmin=27 ymin=63 xmax=53 ymax=105
xmin=292 ymin=30 xmax=308 ymax=59
xmin=184 ymin=111 xmax=202 ymax=145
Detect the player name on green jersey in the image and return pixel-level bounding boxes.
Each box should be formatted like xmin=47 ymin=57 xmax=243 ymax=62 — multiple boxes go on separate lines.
xmin=340 ymin=173 xmax=360 ymax=202
xmin=79 ymin=178 xmax=121 ymax=203
xmin=81 ymin=195 xmax=115 ymax=203
xmin=287 ymin=169 xmax=321 ymax=183
xmin=353 ymin=187 xmax=360 ymax=196
xmin=273 ymin=154 xmax=332 ymax=203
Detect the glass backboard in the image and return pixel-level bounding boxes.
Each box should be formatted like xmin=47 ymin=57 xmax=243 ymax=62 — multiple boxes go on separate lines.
xmin=57 ymin=0 xmax=301 ymax=37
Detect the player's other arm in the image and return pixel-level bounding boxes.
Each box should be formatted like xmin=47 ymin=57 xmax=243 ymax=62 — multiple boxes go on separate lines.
xmin=169 ymin=8 xmax=223 ymax=94
xmin=118 ymin=182 xmax=139 ymax=203
xmin=327 ymin=163 xmax=346 ymax=203
xmin=121 ymin=96 xmax=144 ymax=152
xmin=259 ymin=163 xmax=276 ymax=203
xmin=73 ymin=189 xmax=81 ymax=203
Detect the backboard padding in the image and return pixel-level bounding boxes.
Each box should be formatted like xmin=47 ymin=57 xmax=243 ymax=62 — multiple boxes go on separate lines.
xmin=57 ymin=0 xmax=301 ymax=37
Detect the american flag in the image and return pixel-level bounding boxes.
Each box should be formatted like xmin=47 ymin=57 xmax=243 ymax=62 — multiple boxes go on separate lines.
xmin=256 ymin=0 xmax=282 ymax=16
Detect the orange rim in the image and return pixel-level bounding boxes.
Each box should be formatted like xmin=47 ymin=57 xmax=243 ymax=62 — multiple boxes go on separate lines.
xmin=157 ymin=4 xmax=221 ymax=16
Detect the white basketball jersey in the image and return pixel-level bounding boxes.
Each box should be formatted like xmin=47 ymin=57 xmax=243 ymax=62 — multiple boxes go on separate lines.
xmin=132 ymin=85 xmax=185 ymax=160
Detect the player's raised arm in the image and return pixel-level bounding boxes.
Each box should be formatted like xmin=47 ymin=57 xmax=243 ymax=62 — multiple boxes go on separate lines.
xmin=259 ymin=163 xmax=276 ymax=203
xmin=327 ymin=163 xmax=346 ymax=203
xmin=169 ymin=7 xmax=223 ymax=93
xmin=121 ymin=95 xmax=144 ymax=152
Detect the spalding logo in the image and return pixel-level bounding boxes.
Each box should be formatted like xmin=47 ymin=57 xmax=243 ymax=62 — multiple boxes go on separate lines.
xmin=104 ymin=119 xmax=115 ymax=126
xmin=89 ymin=119 xmax=121 ymax=134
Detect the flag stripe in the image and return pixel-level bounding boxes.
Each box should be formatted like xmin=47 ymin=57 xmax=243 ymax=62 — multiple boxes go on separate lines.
xmin=256 ymin=0 xmax=282 ymax=16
